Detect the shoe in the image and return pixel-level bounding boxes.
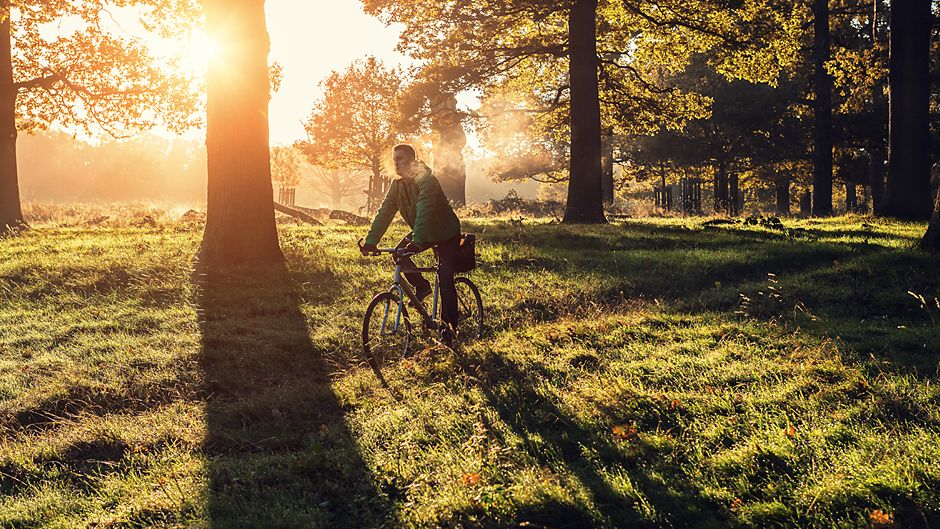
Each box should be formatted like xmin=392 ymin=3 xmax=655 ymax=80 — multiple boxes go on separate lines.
xmin=409 ymin=285 xmax=432 ymax=309
xmin=440 ymin=325 xmax=455 ymax=347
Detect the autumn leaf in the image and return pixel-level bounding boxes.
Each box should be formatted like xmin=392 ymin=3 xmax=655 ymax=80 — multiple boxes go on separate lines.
xmin=869 ymin=509 xmax=893 ymax=528
xmin=611 ymin=424 xmax=638 ymax=440
xmin=461 ymin=473 xmax=481 ymax=486
xmin=785 ymin=423 xmax=796 ymax=437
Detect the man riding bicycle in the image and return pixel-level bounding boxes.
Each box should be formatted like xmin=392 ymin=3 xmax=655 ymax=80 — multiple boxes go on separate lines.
xmin=359 ymin=144 xmax=462 ymax=343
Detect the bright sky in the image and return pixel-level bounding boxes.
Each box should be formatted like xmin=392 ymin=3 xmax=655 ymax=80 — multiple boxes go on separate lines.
xmin=94 ymin=1 xmax=411 ymax=144
xmin=265 ymin=0 xmax=413 ymax=146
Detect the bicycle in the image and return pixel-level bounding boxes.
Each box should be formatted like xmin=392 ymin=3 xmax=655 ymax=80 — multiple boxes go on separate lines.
xmin=358 ymin=238 xmax=483 ymax=381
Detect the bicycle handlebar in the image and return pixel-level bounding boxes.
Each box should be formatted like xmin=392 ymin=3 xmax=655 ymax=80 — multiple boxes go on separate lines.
xmin=358 ymin=238 xmax=417 ymax=258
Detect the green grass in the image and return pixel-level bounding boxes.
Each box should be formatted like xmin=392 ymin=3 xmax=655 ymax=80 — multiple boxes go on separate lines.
xmin=1 ymin=214 xmax=938 ymax=528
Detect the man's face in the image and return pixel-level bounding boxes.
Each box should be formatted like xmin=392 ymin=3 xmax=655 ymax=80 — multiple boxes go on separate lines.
xmin=393 ymin=150 xmax=412 ymax=177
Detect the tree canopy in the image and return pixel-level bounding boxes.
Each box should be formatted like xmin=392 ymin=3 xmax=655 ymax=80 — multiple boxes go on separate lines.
xmin=299 ymin=56 xmax=402 ymax=213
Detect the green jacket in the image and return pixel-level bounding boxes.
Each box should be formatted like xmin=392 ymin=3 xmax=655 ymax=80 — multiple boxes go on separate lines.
xmin=365 ymin=161 xmax=461 ymax=246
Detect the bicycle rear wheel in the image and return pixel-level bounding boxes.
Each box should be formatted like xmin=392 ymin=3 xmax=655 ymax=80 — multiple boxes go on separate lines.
xmin=362 ymin=292 xmax=411 ymax=379
xmin=454 ymin=277 xmax=483 ymax=342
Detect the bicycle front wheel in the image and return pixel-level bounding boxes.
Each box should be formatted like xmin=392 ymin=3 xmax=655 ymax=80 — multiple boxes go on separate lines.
xmin=362 ymin=292 xmax=411 ymax=379
xmin=454 ymin=277 xmax=483 ymax=342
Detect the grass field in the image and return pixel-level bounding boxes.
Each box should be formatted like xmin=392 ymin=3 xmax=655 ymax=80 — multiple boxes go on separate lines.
xmin=1 ymin=211 xmax=938 ymax=528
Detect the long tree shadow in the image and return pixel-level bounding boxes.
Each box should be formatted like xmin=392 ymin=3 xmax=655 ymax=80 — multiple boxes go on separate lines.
xmin=484 ymin=221 xmax=939 ymax=378
xmin=453 ymin=350 xmax=728 ymax=528
xmin=195 ymin=263 xmax=388 ymax=528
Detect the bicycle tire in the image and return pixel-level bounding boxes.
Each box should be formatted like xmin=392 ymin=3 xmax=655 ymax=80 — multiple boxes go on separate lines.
xmin=362 ymin=292 xmax=411 ymax=380
xmin=454 ymin=277 xmax=483 ymax=342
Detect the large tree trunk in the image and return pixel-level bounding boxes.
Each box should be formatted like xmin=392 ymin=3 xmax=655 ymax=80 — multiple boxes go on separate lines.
xmin=775 ymin=175 xmax=790 ymax=216
xmin=812 ymin=0 xmax=833 ymax=216
xmin=883 ymin=0 xmax=933 ymax=220
xmin=200 ymin=0 xmax=283 ymax=267
xmin=563 ymin=0 xmax=606 ymax=224
xmin=869 ymin=0 xmax=887 ymax=215
xmin=0 ymin=8 xmax=23 ymax=233
xmin=430 ymin=92 xmax=467 ymax=206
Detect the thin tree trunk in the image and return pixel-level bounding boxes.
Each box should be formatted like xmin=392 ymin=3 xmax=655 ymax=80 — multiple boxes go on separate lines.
xmin=200 ymin=0 xmax=283 ymax=267
xmin=845 ymin=183 xmax=857 ymax=212
xmin=430 ymin=92 xmax=467 ymax=206
xmin=563 ymin=0 xmax=606 ymax=224
xmin=922 ymin=191 xmax=940 ymax=251
xmin=0 ymin=6 xmax=23 ymax=233
xmin=729 ymin=173 xmax=740 ymax=216
xmin=812 ymin=0 xmax=833 ymax=216
xmin=368 ymin=160 xmax=382 ymax=213
xmin=601 ymin=128 xmax=614 ymax=206
xmin=869 ymin=0 xmax=887 ymax=215
xmin=714 ymin=159 xmax=729 ymax=214
xmin=883 ymin=0 xmax=933 ymax=220
xmin=775 ymin=175 xmax=790 ymax=216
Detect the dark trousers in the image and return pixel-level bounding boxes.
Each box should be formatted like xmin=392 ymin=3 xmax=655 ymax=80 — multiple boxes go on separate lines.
xmin=396 ymin=233 xmax=460 ymax=329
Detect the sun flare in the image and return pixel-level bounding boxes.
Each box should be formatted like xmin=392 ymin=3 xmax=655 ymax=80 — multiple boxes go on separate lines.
xmin=179 ymin=29 xmax=220 ymax=75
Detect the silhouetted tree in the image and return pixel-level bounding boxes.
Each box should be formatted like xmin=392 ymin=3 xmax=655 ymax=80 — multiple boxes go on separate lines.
xmin=563 ymin=0 xmax=605 ymax=223
xmin=430 ymin=93 xmax=468 ymax=206
xmin=868 ymin=0 xmax=888 ymax=215
xmin=271 ymin=146 xmax=303 ymax=190
xmin=923 ymin=192 xmax=940 ymax=251
xmin=309 ymin=167 xmax=368 ymax=210
xmin=0 ymin=0 xmax=200 ymax=233
xmin=200 ymin=0 xmax=283 ymax=267
xmin=812 ymin=0 xmax=833 ymax=216
xmin=882 ymin=0 xmax=933 ymax=220
xmin=299 ymin=57 xmax=401 ymax=213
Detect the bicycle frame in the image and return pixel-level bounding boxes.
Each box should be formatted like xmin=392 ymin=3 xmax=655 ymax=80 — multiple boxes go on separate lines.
xmin=387 ymin=258 xmax=441 ymax=331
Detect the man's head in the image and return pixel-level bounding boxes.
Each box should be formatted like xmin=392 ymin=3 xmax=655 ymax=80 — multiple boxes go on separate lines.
xmin=393 ymin=144 xmax=417 ymax=177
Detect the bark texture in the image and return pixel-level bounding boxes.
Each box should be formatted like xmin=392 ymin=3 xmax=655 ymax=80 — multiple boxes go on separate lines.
xmin=0 ymin=8 xmax=23 ymax=233
xmin=882 ymin=0 xmax=933 ymax=220
xmin=201 ymin=0 xmax=283 ymax=267
xmin=562 ymin=0 xmax=606 ymax=224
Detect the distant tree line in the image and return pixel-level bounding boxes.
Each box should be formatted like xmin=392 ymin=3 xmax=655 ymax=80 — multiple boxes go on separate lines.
xmin=355 ymin=0 xmax=940 ymax=249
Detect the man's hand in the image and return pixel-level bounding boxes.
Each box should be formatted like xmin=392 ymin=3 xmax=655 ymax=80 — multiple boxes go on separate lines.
xmin=360 ymin=243 xmax=378 ymax=256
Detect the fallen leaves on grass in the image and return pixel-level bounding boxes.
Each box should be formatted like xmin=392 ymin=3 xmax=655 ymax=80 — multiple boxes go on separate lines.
xmin=869 ymin=509 xmax=893 ymax=528
xmin=461 ymin=473 xmax=481 ymax=486
xmin=611 ymin=424 xmax=638 ymax=441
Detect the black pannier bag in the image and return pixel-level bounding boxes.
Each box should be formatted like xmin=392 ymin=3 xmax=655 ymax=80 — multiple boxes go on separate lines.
xmin=455 ymin=233 xmax=476 ymax=273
